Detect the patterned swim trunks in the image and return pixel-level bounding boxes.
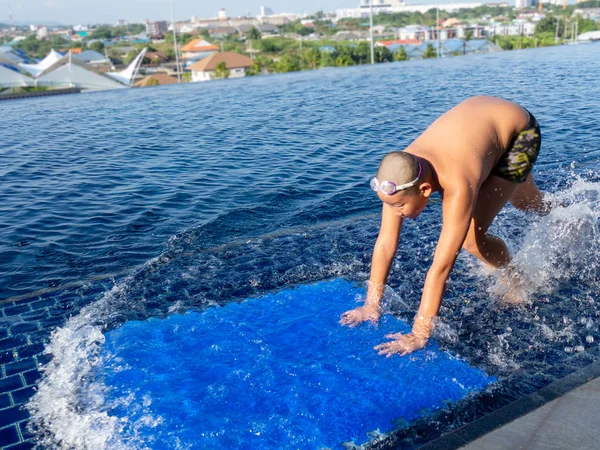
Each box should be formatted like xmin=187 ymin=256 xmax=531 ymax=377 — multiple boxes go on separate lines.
xmin=492 ymin=109 xmax=541 ymax=183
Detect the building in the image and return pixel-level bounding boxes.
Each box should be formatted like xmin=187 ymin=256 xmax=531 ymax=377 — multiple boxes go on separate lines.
xmin=132 ymin=73 xmax=178 ymax=87
xmin=146 ymin=21 xmax=169 ymax=38
xmin=337 ymin=3 xmax=483 ymax=20
xmin=188 ymin=52 xmax=253 ymax=82
xmin=180 ymin=39 xmax=219 ymax=62
xmin=261 ymin=6 xmax=274 ymax=16
xmin=0 ymin=49 xmax=147 ymax=92
xmin=36 ymin=27 xmax=49 ymax=39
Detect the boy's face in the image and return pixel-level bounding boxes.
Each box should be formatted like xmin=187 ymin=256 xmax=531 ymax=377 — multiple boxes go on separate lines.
xmin=378 ymin=190 xmax=429 ymax=219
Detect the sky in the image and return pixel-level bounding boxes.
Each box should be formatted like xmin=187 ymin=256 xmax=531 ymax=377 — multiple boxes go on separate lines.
xmin=0 ymin=0 xmax=489 ymax=25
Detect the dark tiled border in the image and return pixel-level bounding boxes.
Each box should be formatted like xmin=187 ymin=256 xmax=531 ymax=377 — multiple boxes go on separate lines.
xmin=0 ymin=282 xmax=112 ymax=449
xmin=415 ymin=360 xmax=600 ymax=450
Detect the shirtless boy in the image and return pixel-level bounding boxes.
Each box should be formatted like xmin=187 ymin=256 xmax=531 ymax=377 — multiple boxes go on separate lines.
xmin=340 ymin=96 xmax=549 ymax=357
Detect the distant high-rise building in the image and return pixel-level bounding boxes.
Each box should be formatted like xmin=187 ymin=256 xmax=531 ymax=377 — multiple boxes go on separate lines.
xmin=145 ymin=20 xmax=169 ymax=37
xmin=116 ymin=19 xmax=128 ymax=27
xmin=515 ymin=0 xmax=534 ymax=9
xmin=218 ymin=8 xmax=228 ymax=21
xmin=36 ymin=27 xmax=49 ymax=39
xmin=261 ymin=6 xmax=274 ymax=16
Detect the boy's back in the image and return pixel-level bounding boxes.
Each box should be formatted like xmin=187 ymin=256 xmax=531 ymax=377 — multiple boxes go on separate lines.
xmin=407 ymin=96 xmax=532 ymax=191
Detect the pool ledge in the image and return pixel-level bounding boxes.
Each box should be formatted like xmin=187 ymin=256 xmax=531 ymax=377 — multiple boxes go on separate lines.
xmin=416 ymin=359 xmax=600 ymax=450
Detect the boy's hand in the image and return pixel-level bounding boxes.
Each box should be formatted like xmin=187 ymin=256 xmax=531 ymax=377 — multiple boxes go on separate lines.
xmin=374 ymin=333 xmax=428 ymax=357
xmin=339 ymin=304 xmax=381 ymax=327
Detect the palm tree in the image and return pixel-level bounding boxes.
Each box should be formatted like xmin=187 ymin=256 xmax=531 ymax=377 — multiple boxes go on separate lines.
xmin=213 ymin=62 xmax=230 ymax=79
xmin=463 ymin=30 xmax=474 ymax=55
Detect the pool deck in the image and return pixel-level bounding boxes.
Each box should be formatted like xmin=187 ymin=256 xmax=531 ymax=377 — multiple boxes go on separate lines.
xmin=418 ymin=360 xmax=600 ymax=450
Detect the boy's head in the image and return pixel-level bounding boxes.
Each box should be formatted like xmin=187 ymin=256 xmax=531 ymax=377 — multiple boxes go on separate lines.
xmin=371 ymin=151 xmax=432 ymax=218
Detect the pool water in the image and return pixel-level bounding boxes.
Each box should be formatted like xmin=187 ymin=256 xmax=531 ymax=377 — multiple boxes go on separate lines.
xmin=0 ymin=43 xmax=597 ymax=449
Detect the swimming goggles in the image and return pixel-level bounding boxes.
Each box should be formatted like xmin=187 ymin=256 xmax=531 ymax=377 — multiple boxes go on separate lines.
xmin=370 ymin=161 xmax=422 ymax=195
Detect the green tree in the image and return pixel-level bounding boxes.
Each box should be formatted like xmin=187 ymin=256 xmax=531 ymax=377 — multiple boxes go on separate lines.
xmin=335 ymin=54 xmax=354 ymax=67
xmin=274 ymin=54 xmax=301 ymax=72
xmin=123 ymin=50 xmax=139 ymax=64
xmin=245 ymin=59 xmax=262 ymax=76
xmin=422 ymin=43 xmax=437 ymax=59
xmin=89 ymin=41 xmax=105 ymax=53
xmin=90 ymin=26 xmax=113 ymax=40
xmin=393 ymin=46 xmax=408 ymax=61
xmin=213 ymin=61 xmax=230 ymax=79
xmin=247 ymin=26 xmax=262 ymax=40
xmin=319 ymin=51 xmax=336 ymax=68
xmin=300 ymin=48 xmax=321 ymax=70
xmin=463 ymin=30 xmax=474 ymax=55
xmin=374 ymin=46 xmax=393 ymax=63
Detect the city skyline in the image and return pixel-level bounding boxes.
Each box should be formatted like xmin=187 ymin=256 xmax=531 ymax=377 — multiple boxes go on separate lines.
xmin=0 ymin=0 xmax=500 ymax=26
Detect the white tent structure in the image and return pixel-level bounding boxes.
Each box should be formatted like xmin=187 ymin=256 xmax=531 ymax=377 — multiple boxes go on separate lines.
xmin=106 ymin=48 xmax=147 ymax=86
xmin=1 ymin=48 xmax=147 ymax=92
xmin=0 ymin=55 xmax=33 ymax=88
xmin=19 ymin=49 xmax=64 ymax=77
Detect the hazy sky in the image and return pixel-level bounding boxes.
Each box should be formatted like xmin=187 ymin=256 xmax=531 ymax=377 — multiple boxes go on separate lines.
xmin=0 ymin=0 xmax=485 ymax=25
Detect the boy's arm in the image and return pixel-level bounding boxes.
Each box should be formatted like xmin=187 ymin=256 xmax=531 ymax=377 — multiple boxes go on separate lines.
xmin=376 ymin=185 xmax=474 ymax=356
xmin=340 ymin=203 xmax=402 ymax=326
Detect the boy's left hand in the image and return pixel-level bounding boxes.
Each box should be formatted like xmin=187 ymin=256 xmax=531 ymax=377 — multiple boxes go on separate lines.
xmin=374 ymin=332 xmax=427 ymax=357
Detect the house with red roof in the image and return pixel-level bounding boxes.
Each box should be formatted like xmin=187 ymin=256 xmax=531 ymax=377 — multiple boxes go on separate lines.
xmin=180 ymin=39 xmax=219 ymax=62
xmin=188 ymin=52 xmax=253 ymax=82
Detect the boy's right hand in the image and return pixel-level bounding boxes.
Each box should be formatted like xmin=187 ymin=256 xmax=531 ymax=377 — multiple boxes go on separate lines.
xmin=339 ymin=304 xmax=381 ymax=327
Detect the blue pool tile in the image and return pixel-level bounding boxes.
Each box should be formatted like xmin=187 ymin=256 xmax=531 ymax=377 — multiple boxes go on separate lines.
xmin=34 ymin=354 xmax=52 ymax=366
xmin=29 ymin=299 xmax=56 ymax=311
xmin=38 ymin=317 xmax=65 ymax=329
xmin=9 ymin=323 xmax=39 ymax=335
xmin=19 ymin=310 xmax=48 ymax=321
xmin=16 ymin=344 xmax=45 ymax=360
xmin=5 ymin=359 xmax=37 ymax=377
xmin=0 ymin=351 xmax=14 ymax=365
xmin=4 ymin=441 xmax=35 ymax=450
xmin=0 ymin=329 xmax=7 ymax=339
xmin=11 ymin=387 xmax=35 ymax=407
xmin=0 ymin=424 xmax=20 ymax=447
xmin=0 ymin=406 xmax=29 ymax=428
xmin=19 ymin=421 xmax=34 ymax=441
xmin=22 ymin=370 xmax=41 ymax=387
xmin=3 ymin=441 xmax=35 ymax=450
xmin=0 ymin=376 xmax=23 ymax=394
xmin=0 ymin=337 xmax=27 ymax=352
xmin=3 ymin=305 xmax=31 ymax=317
xmin=0 ymin=394 xmax=11 ymax=409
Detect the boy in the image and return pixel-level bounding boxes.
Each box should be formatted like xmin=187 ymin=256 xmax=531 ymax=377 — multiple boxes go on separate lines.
xmin=340 ymin=96 xmax=549 ymax=357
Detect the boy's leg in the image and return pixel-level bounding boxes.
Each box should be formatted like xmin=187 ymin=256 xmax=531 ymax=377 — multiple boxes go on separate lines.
xmin=463 ymin=174 xmax=521 ymax=268
xmin=510 ymin=173 xmax=550 ymax=214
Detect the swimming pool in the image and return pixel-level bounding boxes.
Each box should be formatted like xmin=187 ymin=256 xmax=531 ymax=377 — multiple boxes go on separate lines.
xmin=1 ymin=43 xmax=599 ymax=449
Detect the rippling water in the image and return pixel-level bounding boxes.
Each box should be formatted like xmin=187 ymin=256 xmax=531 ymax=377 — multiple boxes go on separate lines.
xmin=2 ymin=43 xmax=600 ymax=449
xmin=2 ymin=44 xmax=598 ymax=300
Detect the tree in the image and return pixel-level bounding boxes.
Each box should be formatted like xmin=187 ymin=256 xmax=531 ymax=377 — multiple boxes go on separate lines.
xmin=90 ymin=26 xmax=113 ymax=40
xmin=300 ymin=48 xmax=321 ymax=70
xmin=335 ymin=54 xmax=354 ymax=67
xmin=247 ymin=26 xmax=262 ymax=41
xmin=245 ymin=59 xmax=262 ymax=76
xmin=393 ymin=46 xmax=408 ymax=61
xmin=213 ymin=61 xmax=230 ymax=79
xmin=89 ymin=41 xmax=105 ymax=53
xmin=274 ymin=54 xmax=301 ymax=73
xmin=422 ymin=43 xmax=437 ymax=58
xmin=463 ymin=30 xmax=474 ymax=55
xmin=374 ymin=46 xmax=393 ymax=63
